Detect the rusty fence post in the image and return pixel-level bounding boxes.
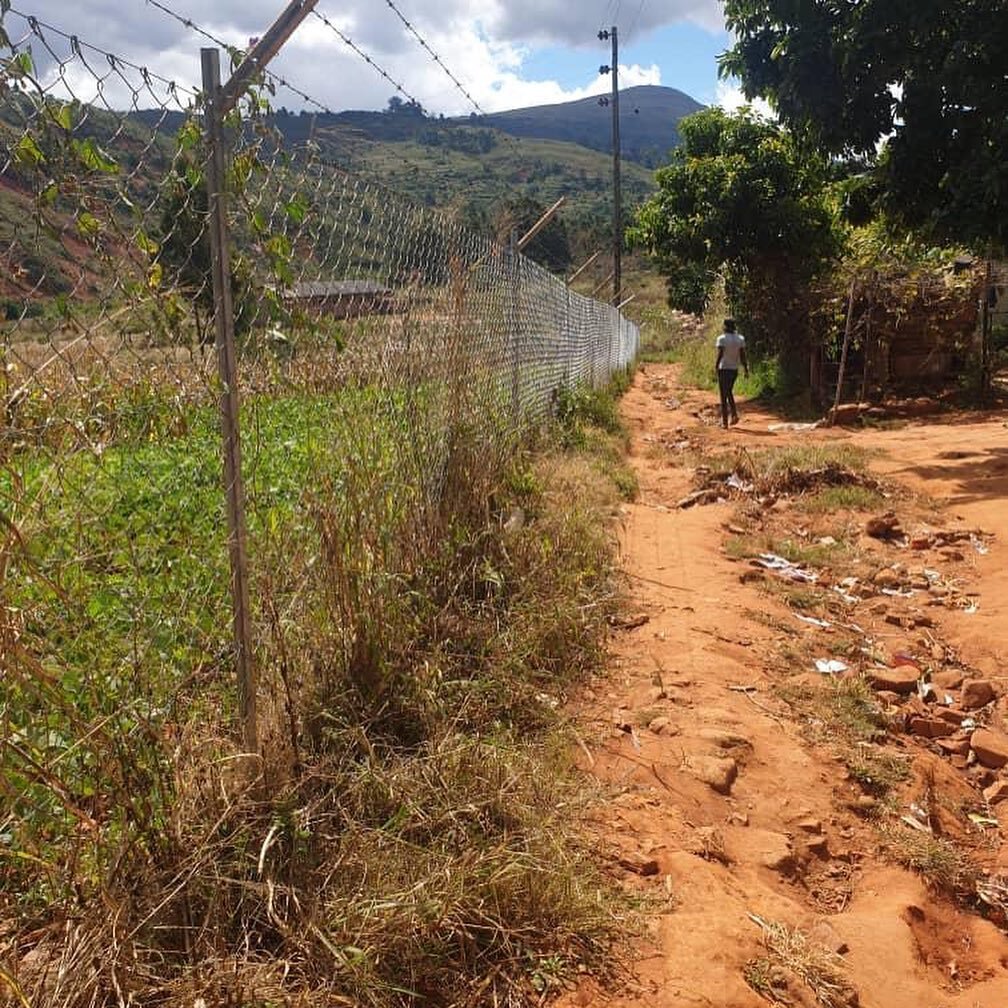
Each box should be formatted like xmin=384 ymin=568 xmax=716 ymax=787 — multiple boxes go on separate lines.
xmin=201 ymin=47 xmax=258 ymax=755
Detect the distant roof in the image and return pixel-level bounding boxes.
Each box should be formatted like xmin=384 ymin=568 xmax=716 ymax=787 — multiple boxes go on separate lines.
xmin=288 ymin=280 xmax=391 ymax=297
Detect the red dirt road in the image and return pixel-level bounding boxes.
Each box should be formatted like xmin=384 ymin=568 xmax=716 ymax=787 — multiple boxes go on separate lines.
xmin=567 ymin=364 xmax=1008 ymax=1008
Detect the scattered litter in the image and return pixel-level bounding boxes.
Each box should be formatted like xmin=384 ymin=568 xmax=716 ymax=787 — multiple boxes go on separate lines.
xmin=900 ymin=814 xmax=932 ymax=834
xmin=796 ymin=615 xmax=832 ymax=628
xmin=968 ymin=813 xmax=999 ymax=829
xmin=833 ymin=586 xmax=859 ymax=603
xmin=767 ymin=421 xmax=820 ymax=432
xmin=964 ymin=602 xmax=979 ymax=614
xmin=909 ymin=802 xmax=930 ymax=823
xmin=725 ymin=472 xmax=754 ymax=493
xmin=817 ymin=536 xmax=837 ymax=546
xmin=971 ymin=535 xmax=990 ymax=556
xmin=923 ymin=569 xmax=941 ymax=582
xmin=918 ymin=681 xmax=938 ymax=702
xmin=753 ymin=553 xmax=818 ymax=583
xmin=881 ymin=587 xmax=917 ymax=598
xmin=815 ymin=658 xmax=849 ymax=675
xmin=962 ymin=718 xmax=977 ymax=731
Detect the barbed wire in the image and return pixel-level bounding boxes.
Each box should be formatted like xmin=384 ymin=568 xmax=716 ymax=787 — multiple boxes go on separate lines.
xmin=7 ymin=5 xmax=199 ymax=101
xmin=310 ymin=6 xmax=423 ymax=110
xmin=143 ymin=0 xmax=333 ymax=114
xmin=382 ymin=0 xmax=484 ymax=115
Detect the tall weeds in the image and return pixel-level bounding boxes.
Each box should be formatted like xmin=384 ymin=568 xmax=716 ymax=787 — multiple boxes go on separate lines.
xmin=1 ymin=378 xmax=629 ymax=1007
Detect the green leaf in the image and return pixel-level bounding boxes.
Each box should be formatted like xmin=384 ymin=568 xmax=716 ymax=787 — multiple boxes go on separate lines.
xmin=135 ymin=230 xmax=160 ymax=256
xmin=75 ymin=211 xmax=102 ymax=238
xmin=284 ymin=194 xmax=308 ymax=225
xmin=72 ymin=137 xmax=119 ymax=175
xmin=13 ymin=134 xmax=44 ymax=167
xmin=176 ymin=118 xmax=201 ymax=151
xmin=13 ymin=50 xmax=33 ymax=78
xmin=54 ymin=103 xmax=73 ymax=131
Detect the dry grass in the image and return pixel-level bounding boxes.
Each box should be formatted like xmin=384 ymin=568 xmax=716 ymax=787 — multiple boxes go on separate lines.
xmin=2 ymin=380 xmax=633 ymax=1007
xmin=746 ymin=917 xmax=858 ymax=1008
xmin=880 ymin=825 xmax=980 ymax=896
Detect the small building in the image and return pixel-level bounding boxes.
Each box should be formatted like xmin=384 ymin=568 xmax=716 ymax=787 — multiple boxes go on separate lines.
xmin=284 ymin=280 xmax=395 ymax=319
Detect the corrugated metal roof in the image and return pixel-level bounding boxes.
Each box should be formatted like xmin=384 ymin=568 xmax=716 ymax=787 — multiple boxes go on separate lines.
xmin=288 ymin=280 xmax=391 ymax=297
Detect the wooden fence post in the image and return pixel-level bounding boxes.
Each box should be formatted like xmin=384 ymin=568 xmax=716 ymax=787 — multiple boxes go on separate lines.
xmin=201 ymin=48 xmax=258 ymax=755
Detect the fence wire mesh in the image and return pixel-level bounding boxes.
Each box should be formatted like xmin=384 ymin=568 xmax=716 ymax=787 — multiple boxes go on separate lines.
xmin=0 ymin=8 xmax=637 ymax=997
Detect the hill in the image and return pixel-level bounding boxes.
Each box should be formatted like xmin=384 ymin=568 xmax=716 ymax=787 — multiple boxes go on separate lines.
xmin=457 ymin=85 xmax=705 ymax=168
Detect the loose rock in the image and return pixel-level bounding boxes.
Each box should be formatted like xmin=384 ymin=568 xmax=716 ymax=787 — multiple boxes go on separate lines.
xmin=932 ymin=670 xmax=965 ymax=690
xmin=619 ymin=852 xmax=660 ymax=876
xmin=971 ymin=728 xmax=1008 ymax=770
xmin=908 ymin=716 xmax=954 ymax=739
xmin=751 ymin=829 xmax=796 ymax=874
xmin=866 ymin=512 xmax=903 ymax=539
xmin=691 ymin=755 xmax=738 ymax=794
xmin=960 ymin=679 xmax=996 ymax=711
xmin=936 ymin=736 xmax=971 ymax=757
xmin=867 ymin=666 xmax=920 ymax=694
xmin=648 ymin=716 xmax=677 ymax=735
xmin=982 ymin=780 xmax=1008 ymax=806
xmin=696 ymin=727 xmax=751 ymax=750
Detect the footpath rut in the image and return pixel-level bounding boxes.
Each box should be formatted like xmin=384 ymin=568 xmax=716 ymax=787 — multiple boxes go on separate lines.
xmin=565 ymin=363 xmax=1008 ymax=1008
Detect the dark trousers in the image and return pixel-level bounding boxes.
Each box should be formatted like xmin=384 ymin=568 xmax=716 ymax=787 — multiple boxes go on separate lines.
xmin=717 ymin=368 xmax=739 ymax=425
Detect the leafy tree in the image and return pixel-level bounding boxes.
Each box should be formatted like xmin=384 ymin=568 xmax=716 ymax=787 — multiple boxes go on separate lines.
xmin=721 ymin=0 xmax=1008 ymax=253
xmin=630 ymin=107 xmax=840 ymax=370
xmin=494 ymin=195 xmax=572 ymax=274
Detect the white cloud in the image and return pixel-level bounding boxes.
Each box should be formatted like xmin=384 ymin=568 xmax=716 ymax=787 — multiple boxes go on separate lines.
xmin=19 ymin=1 xmax=718 ymax=114
xmin=715 ymin=80 xmax=775 ymax=120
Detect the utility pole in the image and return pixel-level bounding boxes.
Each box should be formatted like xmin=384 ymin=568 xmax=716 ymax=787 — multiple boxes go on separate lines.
xmin=598 ymin=26 xmax=622 ymax=307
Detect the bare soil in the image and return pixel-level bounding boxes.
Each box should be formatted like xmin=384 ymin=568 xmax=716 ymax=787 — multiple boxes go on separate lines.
xmin=564 ymin=363 xmax=1008 ymax=1008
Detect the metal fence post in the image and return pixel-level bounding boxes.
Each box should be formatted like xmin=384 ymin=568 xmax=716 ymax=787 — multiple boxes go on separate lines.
xmin=201 ymin=48 xmax=258 ymax=755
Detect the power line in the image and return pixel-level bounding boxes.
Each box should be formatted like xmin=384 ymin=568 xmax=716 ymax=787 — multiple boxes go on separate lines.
xmin=627 ymin=0 xmax=648 ymax=40
xmin=311 ymin=7 xmax=423 ymax=109
xmin=382 ymin=1 xmax=485 ymax=115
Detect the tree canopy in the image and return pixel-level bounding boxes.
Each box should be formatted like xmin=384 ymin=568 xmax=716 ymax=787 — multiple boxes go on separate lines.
xmin=720 ymin=0 xmax=1008 ymax=253
xmin=630 ymin=107 xmax=839 ymax=356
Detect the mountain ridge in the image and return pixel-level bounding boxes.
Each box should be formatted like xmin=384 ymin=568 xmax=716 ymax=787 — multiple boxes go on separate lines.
xmin=454 ymin=85 xmax=705 ymax=167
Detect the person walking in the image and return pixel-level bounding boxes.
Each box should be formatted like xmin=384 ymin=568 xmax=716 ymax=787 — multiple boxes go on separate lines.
xmin=715 ymin=318 xmax=748 ymax=429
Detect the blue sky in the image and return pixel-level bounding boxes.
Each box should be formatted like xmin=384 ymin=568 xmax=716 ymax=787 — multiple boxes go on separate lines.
xmin=520 ymin=23 xmax=731 ymax=107
xmin=26 ymin=1 xmax=741 ymax=115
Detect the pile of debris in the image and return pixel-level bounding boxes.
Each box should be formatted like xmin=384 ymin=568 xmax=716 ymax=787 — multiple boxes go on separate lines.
xmin=680 ymin=463 xmax=882 ymax=510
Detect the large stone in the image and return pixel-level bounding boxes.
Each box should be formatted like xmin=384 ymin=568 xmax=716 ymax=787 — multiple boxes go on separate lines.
xmin=873 ymin=568 xmax=903 ymax=589
xmin=932 ymin=707 xmax=967 ymax=727
xmin=619 ymin=852 xmax=661 ymax=876
xmin=867 ymin=666 xmax=920 ymax=694
xmin=936 ymin=735 xmax=971 ymax=757
xmin=970 ymin=728 xmax=1008 ymax=770
xmin=932 ymin=670 xmax=965 ymax=690
xmin=960 ymin=679 xmax=996 ymax=711
xmin=750 ymin=829 xmax=796 ymax=874
xmin=982 ymin=780 xmax=1008 ymax=806
xmin=691 ymin=755 xmax=738 ymax=794
xmin=908 ymin=716 xmax=955 ymax=739
xmin=866 ymin=513 xmax=902 ymax=539
xmin=697 ymin=727 xmax=751 ymax=750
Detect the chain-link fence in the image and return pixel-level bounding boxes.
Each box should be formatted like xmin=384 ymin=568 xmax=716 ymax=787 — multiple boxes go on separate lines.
xmin=0 ymin=5 xmax=638 ymax=977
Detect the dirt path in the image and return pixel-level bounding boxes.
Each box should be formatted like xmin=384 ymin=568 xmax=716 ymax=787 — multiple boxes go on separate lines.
xmin=565 ymin=363 xmax=1008 ymax=1008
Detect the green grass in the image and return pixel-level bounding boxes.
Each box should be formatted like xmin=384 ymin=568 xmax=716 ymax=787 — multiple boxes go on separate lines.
xmin=2 ymin=375 xmax=632 ymax=1005
xmin=798 ymin=485 xmax=884 ymax=513
xmin=725 ymin=533 xmax=848 ymax=569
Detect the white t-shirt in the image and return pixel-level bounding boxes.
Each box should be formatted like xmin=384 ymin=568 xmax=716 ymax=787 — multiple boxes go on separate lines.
xmin=716 ymin=331 xmax=745 ymax=370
